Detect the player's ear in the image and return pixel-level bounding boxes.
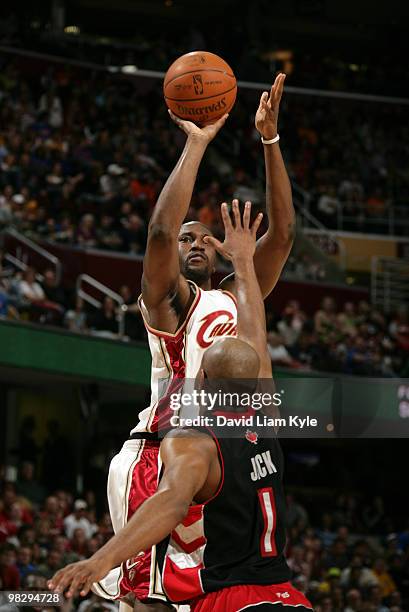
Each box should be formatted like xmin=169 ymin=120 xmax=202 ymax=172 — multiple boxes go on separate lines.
xmin=196 ymin=367 xmax=206 ymax=390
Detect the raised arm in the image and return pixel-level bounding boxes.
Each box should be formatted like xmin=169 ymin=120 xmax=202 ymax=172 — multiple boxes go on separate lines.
xmin=219 ymin=74 xmax=294 ymax=299
xmin=142 ymin=112 xmax=228 ymax=330
xmin=49 ymin=431 xmax=217 ymax=598
xmin=253 ymin=74 xmax=295 ymax=297
xmin=205 ymin=201 xmax=272 ymax=378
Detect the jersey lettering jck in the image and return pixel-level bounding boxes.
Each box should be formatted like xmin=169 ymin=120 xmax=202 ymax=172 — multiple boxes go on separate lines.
xmin=156 ymin=419 xmax=291 ymax=602
xmin=132 ymin=282 xmax=237 ymax=433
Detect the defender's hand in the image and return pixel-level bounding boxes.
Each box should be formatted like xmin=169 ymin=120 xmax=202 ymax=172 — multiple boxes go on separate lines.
xmin=255 ymin=73 xmax=286 ymax=141
xmin=204 ymin=200 xmax=263 ymax=262
xmin=168 ymin=109 xmax=229 ymax=144
xmin=48 ymin=557 xmax=111 ymax=598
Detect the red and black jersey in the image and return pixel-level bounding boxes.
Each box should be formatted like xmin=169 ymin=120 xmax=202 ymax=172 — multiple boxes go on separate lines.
xmin=156 ymin=417 xmax=291 ymax=603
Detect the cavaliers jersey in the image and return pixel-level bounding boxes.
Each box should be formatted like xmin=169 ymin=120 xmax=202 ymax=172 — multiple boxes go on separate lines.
xmin=131 ymin=281 xmax=237 ymax=433
xmin=156 ymin=417 xmax=291 ymax=602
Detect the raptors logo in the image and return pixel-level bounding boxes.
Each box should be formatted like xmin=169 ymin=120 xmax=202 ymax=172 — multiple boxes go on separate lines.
xmin=245 ymin=430 xmax=258 ymax=445
xmin=193 ymin=74 xmax=204 ymax=95
xmin=196 ymin=310 xmax=237 ymax=348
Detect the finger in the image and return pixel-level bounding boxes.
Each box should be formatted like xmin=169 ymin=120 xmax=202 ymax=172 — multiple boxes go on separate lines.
xmin=80 ymin=577 xmax=94 ymax=598
xmin=205 ymin=112 xmax=229 ymax=131
xmin=232 ymin=199 xmax=241 ymax=229
xmin=258 ymin=91 xmax=269 ymax=111
xmin=220 ymin=202 xmax=233 ymax=232
xmin=268 ymin=75 xmax=280 ymax=108
xmin=251 ymin=212 xmax=263 ymax=236
xmin=203 ymin=236 xmax=231 ymax=260
xmin=168 ymin=109 xmax=182 ymax=124
xmin=274 ymin=73 xmax=286 ymax=106
xmin=243 ymin=201 xmax=252 ymax=230
xmin=66 ymin=573 xmax=86 ymax=599
xmin=203 ymin=235 xmax=224 ymax=251
xmin=168 ymin=109 xmax=191 ymax=131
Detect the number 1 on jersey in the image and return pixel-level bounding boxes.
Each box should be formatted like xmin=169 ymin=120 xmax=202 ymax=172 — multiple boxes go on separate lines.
xmin=257 ymin=487 xmax=277 ymax=557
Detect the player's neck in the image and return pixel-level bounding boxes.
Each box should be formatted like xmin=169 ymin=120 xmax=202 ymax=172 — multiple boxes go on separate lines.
xmin=198 ymin=279 xmax=212 ymax=291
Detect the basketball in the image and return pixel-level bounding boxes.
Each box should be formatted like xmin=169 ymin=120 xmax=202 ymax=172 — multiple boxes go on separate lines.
xmin=163 ymin=51 xmax=237 ymax=126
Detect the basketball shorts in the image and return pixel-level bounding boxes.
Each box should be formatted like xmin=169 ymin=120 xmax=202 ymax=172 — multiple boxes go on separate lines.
xmin=190 ymin=583 xmax=313 ymax=612
xmin=93 ymin=437 xmax=168 ymax=604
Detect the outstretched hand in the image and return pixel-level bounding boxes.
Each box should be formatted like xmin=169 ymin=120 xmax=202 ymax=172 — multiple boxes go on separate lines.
xmin=48 ymin=556 xmax=111 ymax=599
xmin=168 ymin=109 xmax=229 ymax=144
xmin=255 ymin=73 xmax=286 ymax=140
xmin=204 ymin=200 xmax=263 ymax=262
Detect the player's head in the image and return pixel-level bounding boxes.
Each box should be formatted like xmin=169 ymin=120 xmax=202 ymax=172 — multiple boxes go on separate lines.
xmin=196 ymin=338 xmax=260 ymax=413
xmin=178 ymin=222 xmax=217 ymax=286
xmin=200 ymin=338 xmax=260 ymax=379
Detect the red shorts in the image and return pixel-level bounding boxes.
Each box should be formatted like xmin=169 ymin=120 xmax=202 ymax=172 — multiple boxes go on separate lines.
xmin=191 ymin=582 xmax=313 ymax=612
xmin=94 ymin=438 xmax=167 ymax=603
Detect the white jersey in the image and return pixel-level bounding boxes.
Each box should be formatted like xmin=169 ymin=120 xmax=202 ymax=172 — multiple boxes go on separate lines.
xmin=131 ymin=281 xmax=237 ymax=433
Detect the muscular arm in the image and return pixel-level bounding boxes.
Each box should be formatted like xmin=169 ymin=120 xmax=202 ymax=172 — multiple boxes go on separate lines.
xmin=142 ymin=113 xmax=228 ymax=331
xmin=142 ymin=135 xmax=208 ymax=312
xmin=231 ymin=204 xmax=272 ymax=378
xmin=220 ymin=74 xmax=294 ymax=299
xmin=49 ymin=431 xmax=217 ymax=597
xmin=252 ymin=141 xmax=295 ymax=299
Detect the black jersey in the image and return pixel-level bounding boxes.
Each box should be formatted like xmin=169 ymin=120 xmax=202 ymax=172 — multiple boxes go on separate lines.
xmin=156 ymin=417 xmax=291 ymax=603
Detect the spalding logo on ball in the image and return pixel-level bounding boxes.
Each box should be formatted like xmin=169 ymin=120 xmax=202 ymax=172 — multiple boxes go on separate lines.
xmin=163 ymin=51 xmax=237 ymax=126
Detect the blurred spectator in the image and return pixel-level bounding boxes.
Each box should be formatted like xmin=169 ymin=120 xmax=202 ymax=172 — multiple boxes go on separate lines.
xmin=316 ymin=185 xmax=340 ymax=228
xmin=18 ymin=267 xmax=45 ymax=303
xmin=0 ymin=545 xmax=20 ymax=589
xmin=118 ymin=285 xmax=144 ymax=340
xmin=277 ymin=303 xmax=305 ymax=347
xmin=16 ymin=546 xmax=37 ymax=581
xmin=64 ymin=500 xmax=95 ymax=540
xmin=267 ymin=332 xmax=301 ymax=368
xmin=314 ymin=297 xmax=338 ymax=340
xmin=15 ymin=462 xmax=45 ymax=507
xmin=96 ymin=214 xmax=123 ymax=251
xmin=76 ymin=214 xmax=97 ymax=248
xmin=41 ymin=269 xmax=65 ymax=307
xmin=89 ymin=296 xmax=120 ymax=336
xmin=64 ymin=297 xmax=88 ymax=333
xmin=340 ymin=556 xmax=379 ymax=589
xmin=37 ymin=549 xmax=63 ymax=580
xmin=121 ymin=213 xmax=146 ymax=254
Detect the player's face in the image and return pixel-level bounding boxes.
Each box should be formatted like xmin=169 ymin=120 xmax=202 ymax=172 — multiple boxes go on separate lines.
xmin=178 ymin=223 xmax=216 ymax=286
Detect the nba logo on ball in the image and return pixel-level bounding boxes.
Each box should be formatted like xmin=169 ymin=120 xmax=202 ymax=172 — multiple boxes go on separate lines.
xmin=164 ymin=51 xmax=237 ymax=126
xmin=193 ymin=74 xmax=204 ymax=95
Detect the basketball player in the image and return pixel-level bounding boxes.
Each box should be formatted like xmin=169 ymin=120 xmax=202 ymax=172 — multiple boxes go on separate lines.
xmin=99 ymin=74 xmax=293 ymax=607
xmin=49 ymin=201 xmax=312 ymax=612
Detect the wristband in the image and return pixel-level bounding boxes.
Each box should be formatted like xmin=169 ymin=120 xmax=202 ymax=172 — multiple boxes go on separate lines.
xmin=261 ymin=134 xmax=280 ymax=145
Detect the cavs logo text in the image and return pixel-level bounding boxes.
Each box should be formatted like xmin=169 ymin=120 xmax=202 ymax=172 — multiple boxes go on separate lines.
xmin=196 ymin=310 xmax=237 ymax=348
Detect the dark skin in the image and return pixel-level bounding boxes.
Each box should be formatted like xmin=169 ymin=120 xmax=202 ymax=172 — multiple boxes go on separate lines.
xmin=48 ymin=203 xmax=273 ymax=601
xmin=142 ymin=73 xmax=294 ymax=334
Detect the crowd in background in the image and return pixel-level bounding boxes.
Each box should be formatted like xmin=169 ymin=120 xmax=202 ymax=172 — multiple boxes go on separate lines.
xmin=0 ymin=422 xmax=408 ymax=611
xmin=0 ymin=54 xmax=408 ymax=246
xmin=1 ymin=248 xmax=408 ymax=376
xmin=266 ymin=297 xmax=409 ymax=377
xmin=1 ymin=9 xmax=409 ymax=99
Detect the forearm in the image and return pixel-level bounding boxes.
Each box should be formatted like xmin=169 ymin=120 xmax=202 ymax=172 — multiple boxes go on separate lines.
xmin=150 ymin=136 xmax=207 ymax=235
xmin=234 ymin=255 xmax=266 ymax=346
xmin=262 ymin=143 xmax=295 ymax=244
xmin=91 ymin=489 xmax=187 ymax=571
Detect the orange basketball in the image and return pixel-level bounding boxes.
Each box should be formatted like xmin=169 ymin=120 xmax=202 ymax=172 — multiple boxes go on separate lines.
xmin=163 ymin=51 xmax=237 ymax=126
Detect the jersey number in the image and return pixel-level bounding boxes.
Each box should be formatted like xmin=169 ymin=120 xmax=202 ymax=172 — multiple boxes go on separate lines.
xmin=257 ymin=487 xmax=277 ymax=557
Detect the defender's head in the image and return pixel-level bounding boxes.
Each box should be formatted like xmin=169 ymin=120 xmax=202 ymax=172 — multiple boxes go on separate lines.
xmin=178 ymin=222 xmax=217 ymax=286
xmin=196 ymin=337 xmax=260 ymax=394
